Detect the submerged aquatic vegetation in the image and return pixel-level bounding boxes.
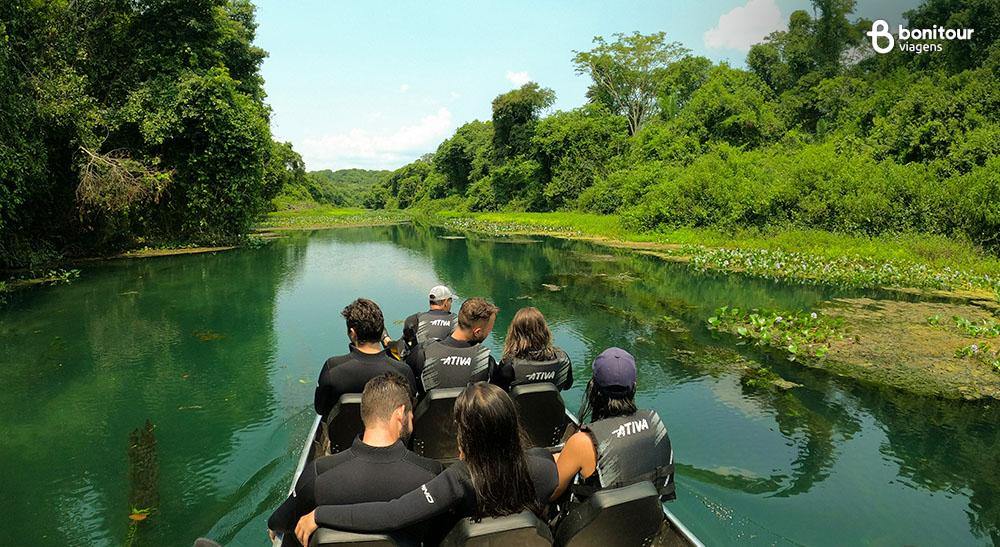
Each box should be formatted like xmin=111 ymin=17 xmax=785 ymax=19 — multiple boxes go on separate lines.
xmin=708 ymin=307 xmax=844 ymax=361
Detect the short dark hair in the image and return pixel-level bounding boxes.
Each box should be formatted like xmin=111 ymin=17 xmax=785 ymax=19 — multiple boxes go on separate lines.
xmin=361 ymin=373 xmax=413 ymax=426
xmin=458 ymin=298 xmax=499 ymax=329
xmin=342 ymin=298 xmax=385 ymax=344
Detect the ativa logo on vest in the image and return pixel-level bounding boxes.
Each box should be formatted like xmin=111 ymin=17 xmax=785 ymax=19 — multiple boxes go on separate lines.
xmin=611 ymin=418 xmax=650 ymax=439
xmin=441 ymin=355 xmax=472 ymax=366
xmin=866 ymin=19 xmax=974 ymax=55
xmin=525 ymin=371 xmax=556 ymax=381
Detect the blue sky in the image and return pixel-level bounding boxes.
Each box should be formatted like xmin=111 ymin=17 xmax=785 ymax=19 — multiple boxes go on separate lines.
xmin=253 ymin=0 xmax=920 ymax=171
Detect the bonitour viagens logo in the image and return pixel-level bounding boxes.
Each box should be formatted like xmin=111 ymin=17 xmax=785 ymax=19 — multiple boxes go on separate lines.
xmin=866 ymin=19 xmax=975 ymax=54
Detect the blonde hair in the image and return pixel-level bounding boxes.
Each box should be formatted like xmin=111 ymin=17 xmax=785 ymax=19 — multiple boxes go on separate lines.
xmin=503 ymin=307 xmax=556 ymax=360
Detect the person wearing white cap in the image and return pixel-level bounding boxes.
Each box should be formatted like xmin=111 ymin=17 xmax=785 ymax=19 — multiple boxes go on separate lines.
xmin=385 ymin=285 xmax=458 ymax=351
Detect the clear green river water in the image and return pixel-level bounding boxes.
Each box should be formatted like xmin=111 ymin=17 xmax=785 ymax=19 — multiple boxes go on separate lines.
xmin=1 ymin=225 xmax=998 ymax=546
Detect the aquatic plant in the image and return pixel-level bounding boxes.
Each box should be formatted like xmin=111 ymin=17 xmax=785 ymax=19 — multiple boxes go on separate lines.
xmin=687 ymin=246 xmax=1000 ymax=293
xmin=955 ymin=343 xmax=1000 ymax=374
xmin=952 ymin=316 xmax=1000 ymax=338
xmin=708 ymin=307 xmax=843 ymax=361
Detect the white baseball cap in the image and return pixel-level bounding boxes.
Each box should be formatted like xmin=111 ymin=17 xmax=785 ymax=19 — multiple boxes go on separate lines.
xmin=429 ymin=285 xmax=455 ymax=303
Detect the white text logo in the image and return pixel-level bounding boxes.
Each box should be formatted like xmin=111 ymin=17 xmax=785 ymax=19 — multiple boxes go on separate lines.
xmin=442 ymin=355 xmax=472 ymax=366
xmin=867 ymin=19 xmax=975 ymax=55
xmin=612 ymin=419 xmax=649 ymax=438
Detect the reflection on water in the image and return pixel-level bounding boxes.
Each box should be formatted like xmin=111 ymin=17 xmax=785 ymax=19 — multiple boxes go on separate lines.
xmin=0 ymin=224 xmax=996 ymax=546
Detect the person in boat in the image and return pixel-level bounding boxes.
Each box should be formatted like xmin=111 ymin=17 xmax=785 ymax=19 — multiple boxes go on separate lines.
xmin=268 ymin=373 xmax=443 ymax=545
xmin=550 ymin=347 xmax=675 ymax=504
xmin=314 ymin=298 xmax=417 ymax=422
xmin=382 ymin=285 xmax=458 ymax=351
xmin=405 ymin=297 xmax=498 ymax=395
xmin=293 ymin=382 xmax=558 ymax=546
xmin=491 ymin=306 xmax=573 ymax=392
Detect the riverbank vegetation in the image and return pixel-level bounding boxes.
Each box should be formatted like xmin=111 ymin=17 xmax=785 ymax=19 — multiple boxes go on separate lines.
xmin=272 ymin=169 xmax=390 ymax=210
xmin=0 ymin=0 xmax=307 ymax=271
xmin=358 ymin=0 xmax=1000 ymax=291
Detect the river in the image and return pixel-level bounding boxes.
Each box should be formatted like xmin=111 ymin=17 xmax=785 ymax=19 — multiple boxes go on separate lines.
xmin=0 ymin=224 xmax=997 ymax=546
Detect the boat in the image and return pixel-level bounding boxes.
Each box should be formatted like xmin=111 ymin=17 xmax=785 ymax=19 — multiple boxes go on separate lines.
xmin=273 ymin=383 xmax=705 ymax=547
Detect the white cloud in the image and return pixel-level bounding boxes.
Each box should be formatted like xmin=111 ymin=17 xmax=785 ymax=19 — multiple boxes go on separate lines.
xmin=704 ymin=0 xmax=786 ymax=51
xmin=450 ymin=91 xmax=462 ymax=99
xmin=505 ymin=70 xmax=531 ymax=87
xmin=399 ymin=84 xmax=410 ymax=93
xmin=300 ymin=108 xmax=453 ymax=170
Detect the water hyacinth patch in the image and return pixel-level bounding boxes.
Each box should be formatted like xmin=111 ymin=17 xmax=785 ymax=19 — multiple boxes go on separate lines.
xmin=955 ymin=342 xmax=1000 ymax=374
xmin=952 ymin=316 xmax=1000 ymax=338
xmin=685 ymin=246 xmax=1000 ymax=293
xmin=707 ymin=306 xmax=844 ymax=361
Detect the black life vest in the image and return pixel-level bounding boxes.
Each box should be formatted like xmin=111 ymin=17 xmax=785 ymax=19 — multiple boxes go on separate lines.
xmin=420 ymin=340 xmax=492 ymax=391
xmin=573 ymin=409 xmax=675 ymax=500
xmin=509 ymin=348 xmax=572 ymax=389
xmin=413 ymin=311 xmax=457 ymax=346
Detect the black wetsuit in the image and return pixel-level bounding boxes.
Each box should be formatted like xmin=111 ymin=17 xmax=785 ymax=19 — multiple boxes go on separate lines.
xmin=492 ymin=347 xmax=573 ymax=392
xmin=313 ymin=448 xmax=558 ymax=533
xmin=314 ymin=346 xmax=416 ymax=419
xmin=402 ymin=309 xmax=457 ymax=348
xmin=268 ymin=437 xmax=443 ymax=543
xmin=405 ymin=336 xmax=496 ymax=395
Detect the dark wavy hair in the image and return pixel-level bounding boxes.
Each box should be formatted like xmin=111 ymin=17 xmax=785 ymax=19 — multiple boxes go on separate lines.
xmin=341 ymin=298 xmax=385 ymax=344
xmin=578 ymin=378 xmax=638 ymax=424
xmin=454 ymin=383 xmax=540 ymax=520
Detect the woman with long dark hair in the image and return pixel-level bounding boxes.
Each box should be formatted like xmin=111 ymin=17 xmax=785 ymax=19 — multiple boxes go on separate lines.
xmin=294 ymin=383 xmax=557 ymax=546
xmin=551 ymin=347 xmax=675 ymax=502
xmin=492 ymin=307 xmax=573 ymax=391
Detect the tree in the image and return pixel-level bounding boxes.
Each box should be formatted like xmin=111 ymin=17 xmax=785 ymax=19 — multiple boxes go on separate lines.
xmin=491 ymin=83 xmax=555 ymax=161
xmin=433 ymin=121 xmax=493 ymax=192
xmin=573 ymin=32 xmax=689 ymax=135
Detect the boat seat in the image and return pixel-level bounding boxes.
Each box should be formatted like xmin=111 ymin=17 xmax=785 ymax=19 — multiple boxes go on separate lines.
xmin=325 ymin=393 xmax=364 ymax=454
xmin=308 ymin=529 xmax=400 ymax=547
xmin=410 ymin=387 xmax=465 ymax=460
xmin=554 ymin=482 xmax=665 ymax=547
xmin=439 ymin=510 xmax=554 ymax=546
xmin=510 ymin=383 xmax=573 ymax=448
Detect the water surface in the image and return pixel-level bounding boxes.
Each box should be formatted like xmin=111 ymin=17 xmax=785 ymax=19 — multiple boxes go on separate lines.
xmin=1 ymin=225 xmax=997 ymax=545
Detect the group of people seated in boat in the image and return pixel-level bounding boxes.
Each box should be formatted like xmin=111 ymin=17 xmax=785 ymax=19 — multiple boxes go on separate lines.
xmin=267 ymin=286 xmax=674 ymax=546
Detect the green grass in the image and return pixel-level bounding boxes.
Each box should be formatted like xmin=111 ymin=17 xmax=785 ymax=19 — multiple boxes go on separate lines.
xmin=259 ymin=207 xmax=409 ymax=229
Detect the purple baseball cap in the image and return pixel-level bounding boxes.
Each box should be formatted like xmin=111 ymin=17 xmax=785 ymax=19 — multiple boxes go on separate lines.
xmin=592 ymin=347 xmax=637 ymax=397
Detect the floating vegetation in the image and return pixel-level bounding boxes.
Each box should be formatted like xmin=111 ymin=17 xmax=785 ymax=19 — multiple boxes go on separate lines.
xmin=541 ymin=283 xmax=563 ymax=291
xmin=443 ymin=217 xmax=582 ymax=237
xmin=684 ymin=246 xmax=1000 ymax=294
xmin=955 ymin=343 xmax=1000 ymax=373
xmin=126 ymin=420 xmax=159 ymax=547
xmin=192 ymin=329 xmax=224 ymax=341
xmin=708 ymin=307 xmax=844 ymax=361
xmin=952 ymin=316 xmax=1000 ymax=338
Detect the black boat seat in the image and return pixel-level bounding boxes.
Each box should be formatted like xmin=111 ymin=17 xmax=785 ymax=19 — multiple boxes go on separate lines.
xmin=554 ymin=481 xmax=665 ymax=547
xmin=308 ymin=529 xmax=399 ymax=547
xmin=326 ymin=393 xmax=364 ymax=454
xmin=410 ymin=387 xmax=465 ymax=460
xmin=510 ymin=383 xmax=572 ymax=448
xmin=439 ymin=510 xmax=554 ymax=546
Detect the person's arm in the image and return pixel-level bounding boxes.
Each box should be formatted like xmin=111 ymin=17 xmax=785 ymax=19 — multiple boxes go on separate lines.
xmin=491 ymin=356 xmax=514 ymax=392
xmin=310 ymin=467 xmax=467 ymax=533
xmin=551 ymin=431 xmax=595 ymax=500
xmin=402 ymin=315 xmax=418 ymax=348
xmin=313 ymin=364 xmax=334 ymax=416
xmin=405 ymin=346 xmax=425 ymax=393
xmin=381 ymin=327 xmax=392 ymax=347
xmin=268 ymin=462 xmax=319 ymax=533
xmin=561 ymin=354 xmax=573 ymax=391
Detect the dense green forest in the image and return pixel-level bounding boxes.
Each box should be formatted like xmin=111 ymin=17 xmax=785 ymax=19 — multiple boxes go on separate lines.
xmin=0 ymin=0 xmax=307 ymax=269
xmin=366 ymin=0 xmax=1000 ymax=252
xmin=273 ymin=168 xmax=389 ymax=209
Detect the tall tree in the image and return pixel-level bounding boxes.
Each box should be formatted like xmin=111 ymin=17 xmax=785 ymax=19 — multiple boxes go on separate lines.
xmin=573 ymin=32 xmax=689 ymax=135
xmin=491 ymin=83 xmax=555 ymax=161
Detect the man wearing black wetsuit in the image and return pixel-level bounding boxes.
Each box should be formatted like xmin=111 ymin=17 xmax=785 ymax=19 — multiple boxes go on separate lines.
xmin=314 ymin=299 xmax=416 ymax=421
xmin=398 ymin=285 xmax=457 ymax=349
xmin=405 ymin=297 xmax=498 ymax=395
xmin=269 ymin=373 xmax=443 ymax=545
